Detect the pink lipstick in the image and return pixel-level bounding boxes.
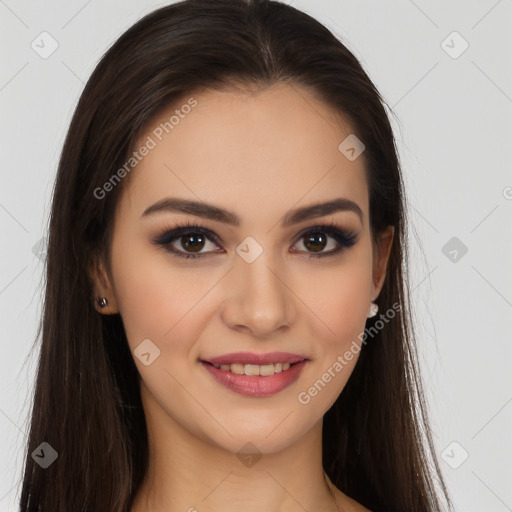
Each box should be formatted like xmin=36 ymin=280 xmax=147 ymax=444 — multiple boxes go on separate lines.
xmin=200 ymin=352 xmax=308 ymax=397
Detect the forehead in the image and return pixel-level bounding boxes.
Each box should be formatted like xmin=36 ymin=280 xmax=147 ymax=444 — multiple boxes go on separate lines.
xmin=121 ymin=82 xmax=369 ymax=223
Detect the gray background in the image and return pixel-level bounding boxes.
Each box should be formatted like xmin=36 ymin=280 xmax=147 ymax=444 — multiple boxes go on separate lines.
xmin=1 ymin=0 xmax=511 ymax=510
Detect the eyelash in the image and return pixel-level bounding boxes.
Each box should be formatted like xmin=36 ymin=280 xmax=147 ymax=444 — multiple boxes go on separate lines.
xmin=151 ymin=219 xmax=358 ymax=260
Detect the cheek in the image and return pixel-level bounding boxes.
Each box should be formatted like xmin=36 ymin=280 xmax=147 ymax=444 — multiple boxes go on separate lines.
xmin=302 ymin=257 xmax=372 ymax=345
xmin=294 ymin=251 xmax=373 ymax=405
xmin=295 ymin=264 xmax=371 ymax=412
xmin=317 ymin=275 xmax=367 ymax=331
xmin=110 ymin=240 xmax=211 ymax=352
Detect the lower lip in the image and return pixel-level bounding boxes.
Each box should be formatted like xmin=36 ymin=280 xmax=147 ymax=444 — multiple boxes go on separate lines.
xmin=200 ymin=360 xmax=308 ymax=397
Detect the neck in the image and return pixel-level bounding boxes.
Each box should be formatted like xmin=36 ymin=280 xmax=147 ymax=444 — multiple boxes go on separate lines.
xmin=130 ymin=385 xmax=344 ymax=512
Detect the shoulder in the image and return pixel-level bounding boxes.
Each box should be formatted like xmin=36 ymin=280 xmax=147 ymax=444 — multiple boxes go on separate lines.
xmin=333 ymin=486 xmax=373 ymax=512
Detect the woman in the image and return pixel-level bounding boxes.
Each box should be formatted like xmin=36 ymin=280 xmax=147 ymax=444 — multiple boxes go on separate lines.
xmin=19 ymin=0 xmax=452 ymax=511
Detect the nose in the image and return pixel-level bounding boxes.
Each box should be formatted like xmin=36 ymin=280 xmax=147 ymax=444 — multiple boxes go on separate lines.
xmin=220 ymin=252 xmax=296 ymax=338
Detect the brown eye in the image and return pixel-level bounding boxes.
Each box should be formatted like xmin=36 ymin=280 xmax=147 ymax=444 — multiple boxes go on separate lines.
xmin=152 ymin=222 xmax=357 ymax=261
xmin=152 ymin=224 xmax=223 ymax=259
xmin=303 ymin=232 xmax=328 ymax=253
xmin=293 ymin=225 xmax=358 ymax=258
xmin=180 ymin=233 xmax=206 ymax=253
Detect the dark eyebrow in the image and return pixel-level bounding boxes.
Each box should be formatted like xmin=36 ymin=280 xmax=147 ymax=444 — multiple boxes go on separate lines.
xmin=141 ymin=197 xmax=363 ymax=226
xmin=282 ymin=198 xmax=363 ymax=226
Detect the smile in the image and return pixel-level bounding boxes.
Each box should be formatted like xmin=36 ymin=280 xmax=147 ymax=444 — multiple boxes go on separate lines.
xmin=210 ymin=361 xmax=292 ymax=375
xmin=200 ymin=360 xmax=308 ymax=397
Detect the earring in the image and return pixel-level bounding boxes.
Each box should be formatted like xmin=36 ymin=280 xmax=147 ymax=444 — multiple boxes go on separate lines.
xmin=97 ymin=297 xmax=108 ymax=308
xmin=367 ymin=302 xmax=378 ymax=318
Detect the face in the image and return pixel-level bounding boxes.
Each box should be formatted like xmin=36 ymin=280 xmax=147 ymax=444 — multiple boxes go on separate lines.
xmin=91 ymin=82 xmax=393 ymax=454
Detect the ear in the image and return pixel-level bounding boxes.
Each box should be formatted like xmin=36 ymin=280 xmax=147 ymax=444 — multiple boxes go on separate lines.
xmin=371 ymin=225 xmax=395 ymax=301
xmin=88 ymin=253 xmax=119 ymax=315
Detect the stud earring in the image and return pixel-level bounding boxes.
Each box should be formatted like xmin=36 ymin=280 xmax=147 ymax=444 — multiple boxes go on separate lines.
xmin=97 ymin=297 xmax=108 ymax=308
xmin=367 ymin=302 xmax=378 ymax=318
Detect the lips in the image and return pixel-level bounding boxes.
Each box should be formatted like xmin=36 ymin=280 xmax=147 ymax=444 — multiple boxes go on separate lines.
xmin=201 ymin=351 xmax=308 ymax=366
xmin=200 ymin=359 xmax=308 ymax=397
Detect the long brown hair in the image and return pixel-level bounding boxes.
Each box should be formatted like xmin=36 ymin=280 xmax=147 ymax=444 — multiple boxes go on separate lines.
xmin=18 ymin=1 xmax=452 ymax=510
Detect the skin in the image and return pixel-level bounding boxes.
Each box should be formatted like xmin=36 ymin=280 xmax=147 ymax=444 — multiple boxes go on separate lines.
xmin=90 ymin=82 xmax=393 ymax=512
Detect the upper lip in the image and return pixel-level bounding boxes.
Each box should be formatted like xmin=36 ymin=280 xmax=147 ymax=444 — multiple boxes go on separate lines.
xmin=201 ymin=352 xmax=308 ymax=366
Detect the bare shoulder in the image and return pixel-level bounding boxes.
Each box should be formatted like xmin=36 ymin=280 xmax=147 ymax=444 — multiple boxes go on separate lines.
xmin=333 ymin=486 xmax=373 ymax=512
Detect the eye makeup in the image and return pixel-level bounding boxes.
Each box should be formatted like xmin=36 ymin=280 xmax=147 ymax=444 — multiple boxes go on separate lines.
xmin=151 ymin=218 xmax=358 ymax=260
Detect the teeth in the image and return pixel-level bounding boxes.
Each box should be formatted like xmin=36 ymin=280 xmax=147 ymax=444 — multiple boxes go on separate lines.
xmin=212 ymin=361 xmax=293 ymax=375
